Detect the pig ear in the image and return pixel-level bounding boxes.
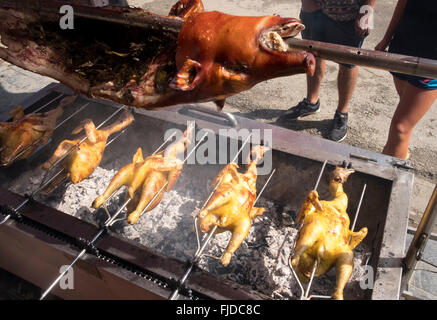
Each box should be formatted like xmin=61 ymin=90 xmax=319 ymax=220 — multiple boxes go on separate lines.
xmin=170 ymin=59 xmax=204 ymax=91
xmin=168 ymin=0 xmax=204 ymax=19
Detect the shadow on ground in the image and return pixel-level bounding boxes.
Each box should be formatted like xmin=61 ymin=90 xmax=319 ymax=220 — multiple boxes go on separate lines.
xmin=230 ymin=108 xmax=333 ymax=139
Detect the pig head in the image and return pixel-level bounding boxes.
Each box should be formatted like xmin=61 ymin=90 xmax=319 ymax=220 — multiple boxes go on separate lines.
xmin=169 ymin=11 xmax=316 ymax=111
xmin=0 ymin=0 xmax=314 ymax=111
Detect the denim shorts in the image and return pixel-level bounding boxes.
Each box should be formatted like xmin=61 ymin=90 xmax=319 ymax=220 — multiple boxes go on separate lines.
xmin=299 ymin=10 xmax=366 ymax=68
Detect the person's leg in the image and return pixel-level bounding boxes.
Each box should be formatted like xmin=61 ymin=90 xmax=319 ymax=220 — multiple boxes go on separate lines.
xmin=393 ymin=75 xmax=407 ymax=97
xmin=337 ymin=65 xmax=359 ymax=114
xmin=383 ymin=83 xmax=437 ymax=159
xmin=307 ymin=58 xmax=326 ymax=104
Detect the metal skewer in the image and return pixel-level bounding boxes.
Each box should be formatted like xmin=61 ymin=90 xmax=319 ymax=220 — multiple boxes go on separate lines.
xmin=3 ymin=102 xmax=90 ymax=167
xmin=29 ymin=93 xmax=64 ymax=115
xmin=289 ymin=171 xmax=367 ymax=300
xmin=0 ymin=106 xmax=129 ymax=226
xmin=170 ymin=137 xmax=277 ymax=300
xmin=40 ymin=105 xmax=126 ymax=186
xmin=286 ymin=38 xmax=437 ymax=79
xmin=40 ymin=129 xmax=205 ymax=299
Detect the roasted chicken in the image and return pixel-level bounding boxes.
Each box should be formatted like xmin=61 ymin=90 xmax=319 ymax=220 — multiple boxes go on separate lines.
xmin=42 ymin=108 xmax=134 ymax=188
xmin=198 ymin=146 xmax=269 ymax=266
xmin=92 ymin=123 xmax=194 ymax=224
xmin=0 ymin=96 xmax=74 ymax=166
xmin=290 ymin=167 xmax=368 ymax=300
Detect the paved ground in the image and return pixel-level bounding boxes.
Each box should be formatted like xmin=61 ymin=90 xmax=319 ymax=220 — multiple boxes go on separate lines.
xmin=0 ymin=0 xmax=436 ymax=299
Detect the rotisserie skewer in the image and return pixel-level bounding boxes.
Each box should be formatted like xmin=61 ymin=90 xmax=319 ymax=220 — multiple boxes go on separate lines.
xmin=40 ymin=125 xmax=207 ymax=300
xmin=0 ymin=96 xmax=77 ymax=166
xmin=41 ymin=108 xmax=134 ymax=192
xmin=92 ymin=123 xmax=194 ymax=224
xmin=289 ymin=166 xmax=368 ymax=300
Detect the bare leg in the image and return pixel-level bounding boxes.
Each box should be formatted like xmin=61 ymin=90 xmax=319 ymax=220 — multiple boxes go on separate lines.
xmin=337 ymin=65 xmax=359 ymax=114
xmin=307 ymin=58 xmax=326 ymax=104
xmin=382 ymin=82 xmax=437 ymax=159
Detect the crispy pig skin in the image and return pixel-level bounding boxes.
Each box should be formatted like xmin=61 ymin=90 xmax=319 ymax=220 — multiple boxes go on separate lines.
xmin=290 ymin=167 xmax=368 ymax=300
xmin=0 ymin=0 xmax=313 ymax=111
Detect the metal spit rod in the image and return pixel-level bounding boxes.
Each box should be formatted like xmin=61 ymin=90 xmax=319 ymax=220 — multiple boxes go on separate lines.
xmin=28 ymin=93 xmax=64 ymax=115
xmin=3 ymin=102 xmax=90 ymax=167
xmin=0 ymin=105 xmax=128 ymax=226
xmin=40 ymin=129 xmax=207 ymax=299
xmin=286 ymin=38 xmax=437 ymax=79
xmin=40 ymin=105 xmax=126 ymax=186
xmin=169 ymin=137 xmax=277 ymax=300
xmin=290 ymin=179 xmax=367 ymax=300
xmin=170 ymin=168 xmax=276 ymax=300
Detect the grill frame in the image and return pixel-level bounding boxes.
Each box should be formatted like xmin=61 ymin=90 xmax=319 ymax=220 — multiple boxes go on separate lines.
xmin=0 ymin=83 xmax=413 ymax=300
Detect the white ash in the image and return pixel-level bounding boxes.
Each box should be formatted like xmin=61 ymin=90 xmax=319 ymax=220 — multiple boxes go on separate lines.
xmin=10 ymin=163 xmax=371 ymax=300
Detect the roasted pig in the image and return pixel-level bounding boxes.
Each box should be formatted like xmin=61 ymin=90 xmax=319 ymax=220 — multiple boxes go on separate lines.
xmin=92 ymin=123 xmax=194 ymax=224
xmin=290 ymin=167 xmax=368 ymax=300
xmin=198 ymin=146 xmax=269 ymax=266
xmin=0 ymin=96 xmax=75 ymax=166
xmin=0 ymin=0 xmax=314 ymax=111
xmin=42 ymin=108 xmax=134 ymax=188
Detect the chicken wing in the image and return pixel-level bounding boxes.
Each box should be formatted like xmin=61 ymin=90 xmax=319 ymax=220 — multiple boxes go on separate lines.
xmin=290 ymin=167 xmax=368 ymax=300
xmin=42 ymin=108 xmax=134 ymax=188
xmin=0 ymin=96 xmax=74 ymax=166
xmin=198 ymin=145 xmax=269 ymax=266
xmin=92 ymin=123 xmax=194 ymax=224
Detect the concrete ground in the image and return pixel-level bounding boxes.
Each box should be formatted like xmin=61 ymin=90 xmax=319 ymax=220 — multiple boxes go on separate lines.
xmin=0 ymin=0 xmax=436 ymax=299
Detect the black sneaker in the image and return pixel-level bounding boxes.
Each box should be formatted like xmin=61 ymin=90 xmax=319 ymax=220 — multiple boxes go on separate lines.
xmin=277 ymin=98 xmax=320 ymax=122
xmin=329 ymin=111 xmax=348 ymax=142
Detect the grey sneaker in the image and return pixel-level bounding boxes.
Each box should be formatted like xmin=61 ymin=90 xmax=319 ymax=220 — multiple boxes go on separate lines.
xmin=277 ymin=98 xmax=320 ymax=122
xmin=329 ymin=111 xmax=348 ymax=142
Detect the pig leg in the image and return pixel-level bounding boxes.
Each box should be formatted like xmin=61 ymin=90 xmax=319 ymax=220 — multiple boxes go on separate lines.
xmin=332 ymin=250 xmax=354 ymax=300
xmin=221 ymin=218 xmax=251 ymax=266
xmin=170 ymin=59 xmax=211 ymax=91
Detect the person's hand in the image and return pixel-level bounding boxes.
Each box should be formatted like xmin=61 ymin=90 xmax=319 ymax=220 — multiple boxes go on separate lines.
xmin=355 ymin=13 xmax=370 ymax=36
xmin=375 ymin=37 xmax=391 ymax=52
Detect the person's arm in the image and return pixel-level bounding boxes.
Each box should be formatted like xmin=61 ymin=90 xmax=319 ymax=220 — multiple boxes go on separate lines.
xmin=375 ymin=0 xmax=408 ymax=51
xmin=355 ymin=0 xmax=377 ymax=36
xmin=301 ymin=0 xmax=321 ymax=13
